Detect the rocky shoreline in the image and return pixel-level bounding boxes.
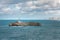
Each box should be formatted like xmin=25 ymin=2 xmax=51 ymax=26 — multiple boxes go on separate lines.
xmin=9 ymin=21 xmax=41 ymax=26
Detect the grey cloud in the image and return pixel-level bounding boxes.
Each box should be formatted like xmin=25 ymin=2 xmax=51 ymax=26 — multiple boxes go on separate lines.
xmin=0 ymin=0 xmax=31 ymax=4
xmin=0 ymin=0 xmax=60 ymax=20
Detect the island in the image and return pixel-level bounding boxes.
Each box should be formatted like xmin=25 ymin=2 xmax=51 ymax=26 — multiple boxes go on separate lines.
xmin=9 ymin=21 xmax=41 ymax=26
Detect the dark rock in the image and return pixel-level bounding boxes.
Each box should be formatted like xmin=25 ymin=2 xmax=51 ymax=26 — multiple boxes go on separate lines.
xmin=9 ymin=21 xmax=41 ymax=26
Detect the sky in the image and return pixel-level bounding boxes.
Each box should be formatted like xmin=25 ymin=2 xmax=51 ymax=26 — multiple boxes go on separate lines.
xmin=0 ymin=0 xmax=60 ymax=20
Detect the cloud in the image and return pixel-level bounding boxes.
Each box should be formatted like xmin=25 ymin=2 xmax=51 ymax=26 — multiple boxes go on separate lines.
xmin=29 ymin=0 xmax=60 ymax=10
xmin=15 ymin=3 xmax=22 ymax=9
xmin=1 ymin=0 xmax=60 ymax=11
xmin=0 ymin=0 xmax=60 ymax=20
xmin=49 ymin=16 xmax=60 ymax=20
xmin=2 ymin=8 xmax=11 ymax=13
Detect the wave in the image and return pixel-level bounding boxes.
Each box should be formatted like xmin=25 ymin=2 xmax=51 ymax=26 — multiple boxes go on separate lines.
xmin=0 ymin=25 xmax=8 ymax=27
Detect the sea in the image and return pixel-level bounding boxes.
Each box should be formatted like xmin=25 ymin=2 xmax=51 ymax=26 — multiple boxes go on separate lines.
xmin=0 ymin=20 xmax=60 ymax=40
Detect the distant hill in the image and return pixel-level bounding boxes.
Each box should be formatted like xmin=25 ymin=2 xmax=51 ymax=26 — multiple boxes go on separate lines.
xmin=49 ymin=17 xmax=60 ymax=20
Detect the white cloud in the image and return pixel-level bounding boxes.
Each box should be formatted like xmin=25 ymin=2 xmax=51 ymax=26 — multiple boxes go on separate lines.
xmin=49 ymin=16 xmax=60 ymax=20
xmin=20 ymin=0 xmax=60 ymax=10
xmin=2 ymin=8 xmax=11 ymax=13
xmin=44 ymin=10 xmax=60 ymax=15
xmin=1 ymin=0 xmax=60 ymax=12
xmin=0 ymin=0 xmax=60 ymax=9
xmin=26 ymin=1 xmax=33 ymax=6
xmin=33 ymin=0 xmax=60 ymax=9
xmin=15 ymin=3 xmax=22 ymax=9
xmin=0 ymin=0 xmax=60 ymax=20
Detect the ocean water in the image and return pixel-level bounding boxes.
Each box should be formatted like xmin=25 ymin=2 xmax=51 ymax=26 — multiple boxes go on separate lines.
xmin=0 ymin=20 xmax=60 ymax=40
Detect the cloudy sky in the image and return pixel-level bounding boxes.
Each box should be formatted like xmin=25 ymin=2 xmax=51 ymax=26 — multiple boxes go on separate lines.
xmin=0 ymin=0 xmax=60 ymax=20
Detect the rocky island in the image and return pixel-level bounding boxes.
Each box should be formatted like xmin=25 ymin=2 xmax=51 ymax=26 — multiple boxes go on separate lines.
xmin=9 ymin=21 xmax=41 ymax=26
